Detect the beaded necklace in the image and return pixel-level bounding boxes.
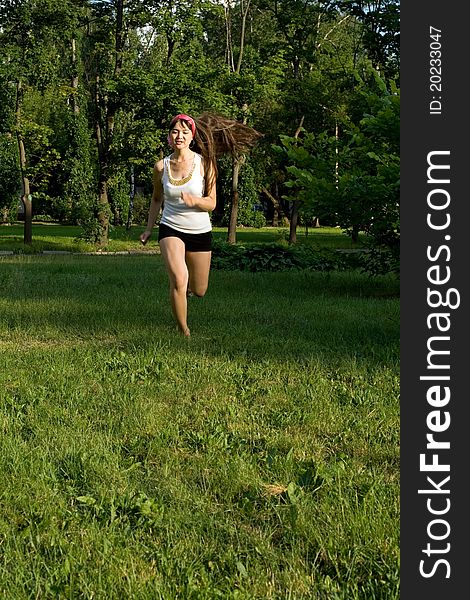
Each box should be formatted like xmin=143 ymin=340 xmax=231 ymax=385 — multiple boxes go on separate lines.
xmin=167 ymin=154 xmax=196 ymax=186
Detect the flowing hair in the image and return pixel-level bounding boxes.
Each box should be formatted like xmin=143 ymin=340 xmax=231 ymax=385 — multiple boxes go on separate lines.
xmin=168 ymin=112 xmax=263 ymax=194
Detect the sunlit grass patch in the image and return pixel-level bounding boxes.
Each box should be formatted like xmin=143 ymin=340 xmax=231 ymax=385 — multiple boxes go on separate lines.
xmin=0 ymin=254 xmax=399 ymax=599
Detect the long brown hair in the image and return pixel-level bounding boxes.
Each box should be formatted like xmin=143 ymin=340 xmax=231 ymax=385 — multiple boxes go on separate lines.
xmin=169 ymin=112 xmax=263 ymax=194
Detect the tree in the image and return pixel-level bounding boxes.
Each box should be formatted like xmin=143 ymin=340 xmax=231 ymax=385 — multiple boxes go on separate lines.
xmin=0 ymin=0 xmax=82 ymax=242
xmin=0 ymin=0 xmax=87 ymax=244
xmin=277 ymin=72 xmax=399 ymax=274
xmin=0 ymin=0 xmax=400 ymax=255
xmin=339 ymin=1 xmax=400 ymax=78
xmin=222 ymin=1 xmax=252 ymax=244
xmin=79 ymin=0 xmax=128 ymax=244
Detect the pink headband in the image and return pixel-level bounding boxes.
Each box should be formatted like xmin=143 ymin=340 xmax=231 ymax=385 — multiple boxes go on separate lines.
xmin=169 ymin=114 xmax=196 ymax=137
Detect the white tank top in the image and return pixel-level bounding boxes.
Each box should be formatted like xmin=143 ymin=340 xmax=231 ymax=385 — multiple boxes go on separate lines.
xmin=160 ymin=153 xmax=212 ymax=234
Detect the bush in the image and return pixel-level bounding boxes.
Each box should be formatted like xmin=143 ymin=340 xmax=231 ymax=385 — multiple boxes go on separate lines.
xmin=211 ymin=240 xmax=360 ymax=272
xmin=252 ymin=211 xmax=267 ymax=228
xmin=219 ymin=156 xmax=266 ymax=227
xmin=359 ymin=241 xmax=399 ymax=277
xmin=130 ymin=194 xmax=151 ymax=226
xmin=33 ymin=214 xmax=56 ymax=223
xmin=1 ymin=199 xmax=18 ymax=224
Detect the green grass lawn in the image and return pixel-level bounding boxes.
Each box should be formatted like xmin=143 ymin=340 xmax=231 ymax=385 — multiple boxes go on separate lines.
xmin=0 ymin=223 xmax=368 ymax=254
xmin=0 ymin=252 xmax=399 ymax=599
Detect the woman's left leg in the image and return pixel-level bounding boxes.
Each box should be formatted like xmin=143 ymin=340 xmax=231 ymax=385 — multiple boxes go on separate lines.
xmin=185 ymin=251 xmax=212 ymax=297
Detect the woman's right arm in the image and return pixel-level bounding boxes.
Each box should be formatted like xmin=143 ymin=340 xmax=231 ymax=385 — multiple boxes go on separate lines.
xmin=140 ymin=160 xmax=164 ymax=245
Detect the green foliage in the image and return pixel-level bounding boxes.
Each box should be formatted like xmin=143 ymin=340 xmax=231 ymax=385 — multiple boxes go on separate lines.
xmin=0 ymin=0 xmax=400 ymax=254
xmin=340 ymin=0 xmax=400 ymax=77
xmin=130 ymin=194 xmax=152 ymax=226
xmin=0 ymin=224 xmax=368 ymax=254
xmin=274 ymin=129 xmax=338 ymax=225
xmin=276 ymin=74 xmax=400 ymax=275
xmin=60 ymin=111 xmax=97 ymax=225
xmin=252 ymin=210 xmax=267 ymax=229
xmin=0 ymin=0 xmax=82 ymax=94
xmin=211 ymin=240 xmax=360 ymax=273
xmin=31 ymin=214 xmax=56 ymax=223
xmin=108 ymin=169 xmax=131 ymax=226
xmin=19 ymin=119 xmax=61 ymax=191
xmin=359 ymin=243 xmax=399 ymax=278
xmin=78 ymin=202 xmax=113 ymax=244
xmin=0 ymin=71 xmax=16 ymax=134
xmin=219 ymin=157 xmax=263 ymax=228
xmin=0 ymin=135 xmax=20 ymax=220
xmin=340 ymin=79 xmax=400 ymax=275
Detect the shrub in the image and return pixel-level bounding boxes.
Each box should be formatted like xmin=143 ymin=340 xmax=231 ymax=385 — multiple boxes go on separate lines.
xmin=252 ymin=210 xmax=267 ymax=228
xmin=211 ymin=240 xmax=360 ymax=272
xmin=33 ymin=214 xmax=56 ymax=223
xmin=359 ymin=241 xmax=399 ymax=277
xmin=130 ymin=194 xmax=151 ymax=226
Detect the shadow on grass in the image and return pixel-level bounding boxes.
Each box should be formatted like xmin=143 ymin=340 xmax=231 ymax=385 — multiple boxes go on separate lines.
xmin=0 ymin=255 xmax=399 ymax=366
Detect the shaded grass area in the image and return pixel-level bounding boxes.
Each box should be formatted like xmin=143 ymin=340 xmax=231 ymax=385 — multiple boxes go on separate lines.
xmin=0 ymin=223 xmax=367 ymax=253
xmin=0 ymin=255 xmax=399 ymax=599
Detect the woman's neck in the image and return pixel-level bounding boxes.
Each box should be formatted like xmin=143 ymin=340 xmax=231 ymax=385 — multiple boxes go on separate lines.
xmin=171 ymin=149 xmax=194 ymax=162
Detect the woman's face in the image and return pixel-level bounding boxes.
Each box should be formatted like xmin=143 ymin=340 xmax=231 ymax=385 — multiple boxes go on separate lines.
xmin=169 ymin=120 xmax=193 ymax=150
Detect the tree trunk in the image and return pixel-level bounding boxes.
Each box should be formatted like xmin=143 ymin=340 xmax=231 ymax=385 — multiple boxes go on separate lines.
xmin=235 ymin=0 xmax=251 ymax=74
xmin=335 ymin=120 xmax=339 ymax=188
xmin=288 ymin=115 xmax=305 ymax=244
xmin=228 ymin=155 xmax=245 ymax=244
xmin=226 ymin=0 xmax=252 ymax=242
xmin=227 ymin=103 xmax=248 ymax=243
xmin=351 ymin=224 xmax=359 ymax=243
xmin=289 ymin=203 xmax=299 ymax=245
xmin=71 ymin=38 xmax=79 ymax=114
xmin=15 ymin=80 xmax=32 ymax=245
xmin=294 ymin=115 xmax=304 ymax=138
xmin=114 ymin=0 xmax=124 ymax=76
xmin=17 ymin=134 xmax=32 ymax=244
xmin=96 ymin=168 xmax=110 ymax=245
xmin=126 ymin=165 xmax=135 ymax=230
xmin=262 ymin=186 xmax=283 ymax=227
xmin=224 ymin=3 xmax=235 ymax=71
xmin=94 ymin=75 xmax=109 ymax=245
xmin=112 ymin=204 xmax=120 ymax=226
xmin=166 ymin=36 xmax=176 ymax=64
xmin=91 ymin=0 xmax=125 ymax=246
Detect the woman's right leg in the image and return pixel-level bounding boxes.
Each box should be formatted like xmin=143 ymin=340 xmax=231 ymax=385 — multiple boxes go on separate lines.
xmin=159 ymin=237 xmax=190 ymax=335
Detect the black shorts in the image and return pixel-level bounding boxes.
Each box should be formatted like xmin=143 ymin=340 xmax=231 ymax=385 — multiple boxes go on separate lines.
xmin=158 ymin=223 xmax=212 ymax=252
